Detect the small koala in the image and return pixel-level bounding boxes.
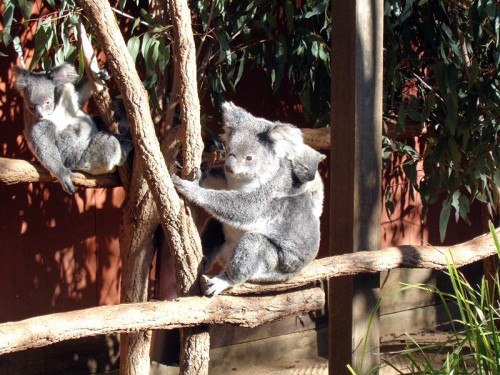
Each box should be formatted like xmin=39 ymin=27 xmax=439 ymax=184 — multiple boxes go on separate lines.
xmin=172 ymin=102 xmax=324 ymax=296
xmin=14 ymin=63 xmax=132 ymax=194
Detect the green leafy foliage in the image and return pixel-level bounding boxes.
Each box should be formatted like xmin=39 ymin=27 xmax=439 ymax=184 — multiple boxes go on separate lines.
xmin=386 ymin=223 xmax=500 ymax=373
xmin=193 ymin=0 xmax=331 ymax=126
xmin=383 ymin=0 xmax=499 ymax=240
xmin=0 ymin=0 xmax=497 ymax=241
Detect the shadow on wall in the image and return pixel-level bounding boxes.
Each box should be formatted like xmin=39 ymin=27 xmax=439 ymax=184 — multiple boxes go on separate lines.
xmin=0 ymin=334 xmax=120 ymax=374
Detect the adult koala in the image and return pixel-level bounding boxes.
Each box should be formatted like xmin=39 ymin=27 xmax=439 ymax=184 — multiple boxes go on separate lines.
xmin=14 ymin=63 xmax=132 ymax=194
xmin=172 ymin=102 xmax=324 ymax=295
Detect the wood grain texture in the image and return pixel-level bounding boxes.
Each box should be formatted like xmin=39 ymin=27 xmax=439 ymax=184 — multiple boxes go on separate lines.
xmin=329 ymin=0 xmax=384 ymax=373
xmin=0 ymin=288 xmax=325 ymax=356
xmin=0 ymin=229 xmax=495 ymax=356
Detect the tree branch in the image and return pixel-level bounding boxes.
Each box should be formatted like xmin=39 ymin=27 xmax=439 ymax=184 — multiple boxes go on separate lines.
xmin=0 ymin=157 xmax=120 ymax=188
xmin=221 ymin=229 xmax=499 ymax=295
xmin=0 ymin=230 xmax=496 ymax=356
xmin=76 ymin=0 xmax=202 ymax=291
xmin=167 ymin=1 xmax=208 ymax=372
xmin=0 ymin=287 xmax=324 ymax=356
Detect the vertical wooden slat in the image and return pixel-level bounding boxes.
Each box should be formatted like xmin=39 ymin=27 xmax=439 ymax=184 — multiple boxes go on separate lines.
xmin=329 ymin=0 xmax=383 ymax=374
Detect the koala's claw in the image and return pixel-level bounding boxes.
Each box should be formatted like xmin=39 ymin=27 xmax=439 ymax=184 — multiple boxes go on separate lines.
xmin=193 ymin=167 xmax=202 ymax=181
xmin=202 ymin=274 xmax=232 ymax=296
xmin=60 ymin=171 xmax=78 ymax=194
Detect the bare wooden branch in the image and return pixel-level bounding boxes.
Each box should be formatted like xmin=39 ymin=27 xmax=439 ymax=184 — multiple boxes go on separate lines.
xmin=0 ymin=287 xmax=324 ymax=356
xmin=169 ymin=0 xmax=203 ymax=180
xmin=222 ymin=229 xmax=499 ymax=295
xmin=168 ymin=0 xmax=208 ymax=371
xmin=0 ymin=157 xmax=120 ymax=188
xmin=0 ymin=126 xmax=329 ymax=188
xmin=0 ymin=229 xmax=495 ymax=357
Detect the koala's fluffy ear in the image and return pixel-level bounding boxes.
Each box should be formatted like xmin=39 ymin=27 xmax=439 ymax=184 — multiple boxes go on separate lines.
xmin=221 ymin=101 xmax=252 ymax=143
xmin=50 ymin=63 xmax=78 ymax=85
xmin=268 ymin=123 xmax=304 ymax=158
xmin=221 ymin=101 xmax=251 ymax=129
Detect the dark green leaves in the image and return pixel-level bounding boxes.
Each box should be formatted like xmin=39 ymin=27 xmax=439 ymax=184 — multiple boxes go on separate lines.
xmin=194 ymin=0 xmax=331 ymax=126
xmin=384 ymin=0 xmax=499 ymax=241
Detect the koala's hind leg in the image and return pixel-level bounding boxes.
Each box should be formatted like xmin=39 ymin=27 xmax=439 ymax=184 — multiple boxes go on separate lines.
xmin=77 ymin=132 xmax=132 ymax=174
xmin=203 ymin=232 xmax=289 ymax=296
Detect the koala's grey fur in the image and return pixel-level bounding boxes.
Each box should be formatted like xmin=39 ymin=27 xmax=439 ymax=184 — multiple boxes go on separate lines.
xmin=14 ymin=63 xmax=132 ymax=194
xmin=172 ymin=102 xmax=324 ymax=296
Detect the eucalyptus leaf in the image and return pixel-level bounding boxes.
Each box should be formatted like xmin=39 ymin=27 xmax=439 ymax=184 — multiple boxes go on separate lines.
xmin=439 ymin=199 xmax=452 ymax=243
xmin=127 ymin=36 xmax=141 ymax=63
xmin=2 ymin=2 xmax=14 ymax=46
xmin=19 ymin=0 xmax=34 ymax=19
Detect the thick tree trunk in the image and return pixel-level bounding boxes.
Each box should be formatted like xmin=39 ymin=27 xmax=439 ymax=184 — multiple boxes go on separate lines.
xmin=118 ymin=129 xmax=180 ymax=374
xmin=119 ymin=158 xmax=159 ymax=374
xmin=77 ymin=17 xmax=153 ymax=374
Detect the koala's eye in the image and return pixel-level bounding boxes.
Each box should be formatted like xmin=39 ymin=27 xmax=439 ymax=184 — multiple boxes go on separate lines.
xmin=245 ymin=155 xmax=253 ymax=161
xmin=45 ymin=99 xmax=52 ymax=105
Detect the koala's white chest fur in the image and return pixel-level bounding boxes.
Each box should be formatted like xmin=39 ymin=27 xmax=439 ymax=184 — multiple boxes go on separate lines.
xmin=218 ymin=225 xmax=244 ymax=265
xmin=45 ymin=84 xmax=97 ymax=135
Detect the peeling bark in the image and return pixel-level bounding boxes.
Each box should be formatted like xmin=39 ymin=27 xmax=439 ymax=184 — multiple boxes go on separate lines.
xmin=167 ymin=0 xmax=209 ymax=373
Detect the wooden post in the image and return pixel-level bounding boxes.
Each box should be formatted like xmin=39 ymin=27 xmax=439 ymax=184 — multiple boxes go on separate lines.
xmin=329 ymin=1 xmax=383 ymax=374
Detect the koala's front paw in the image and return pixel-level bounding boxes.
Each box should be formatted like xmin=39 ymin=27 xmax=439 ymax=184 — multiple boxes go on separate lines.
xmin=201 ymin=274 xmax=232 ymax=296
xmin=171 ymin=173 xmax=194 ymax=195
xmin=193 ymin=167 xmax=202 ymax=182
xmin=98 ymin=68 xmax=111 ymax=81
xmin=170 ymin=173 xmax=184 ymax=188
xmin=58 ymin=170 xmax=79 ymax=194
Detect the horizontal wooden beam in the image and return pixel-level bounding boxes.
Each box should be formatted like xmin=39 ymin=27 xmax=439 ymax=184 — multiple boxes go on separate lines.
xmin=302 ymin=128 xmax=331 ymax=150
xmin=222 ymin=228 xmax=499 ymax=295
xmin=0 ymin=157 xmax=121 ymax=188
xmin=0 ymin=287 xmax=324 ymax=356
